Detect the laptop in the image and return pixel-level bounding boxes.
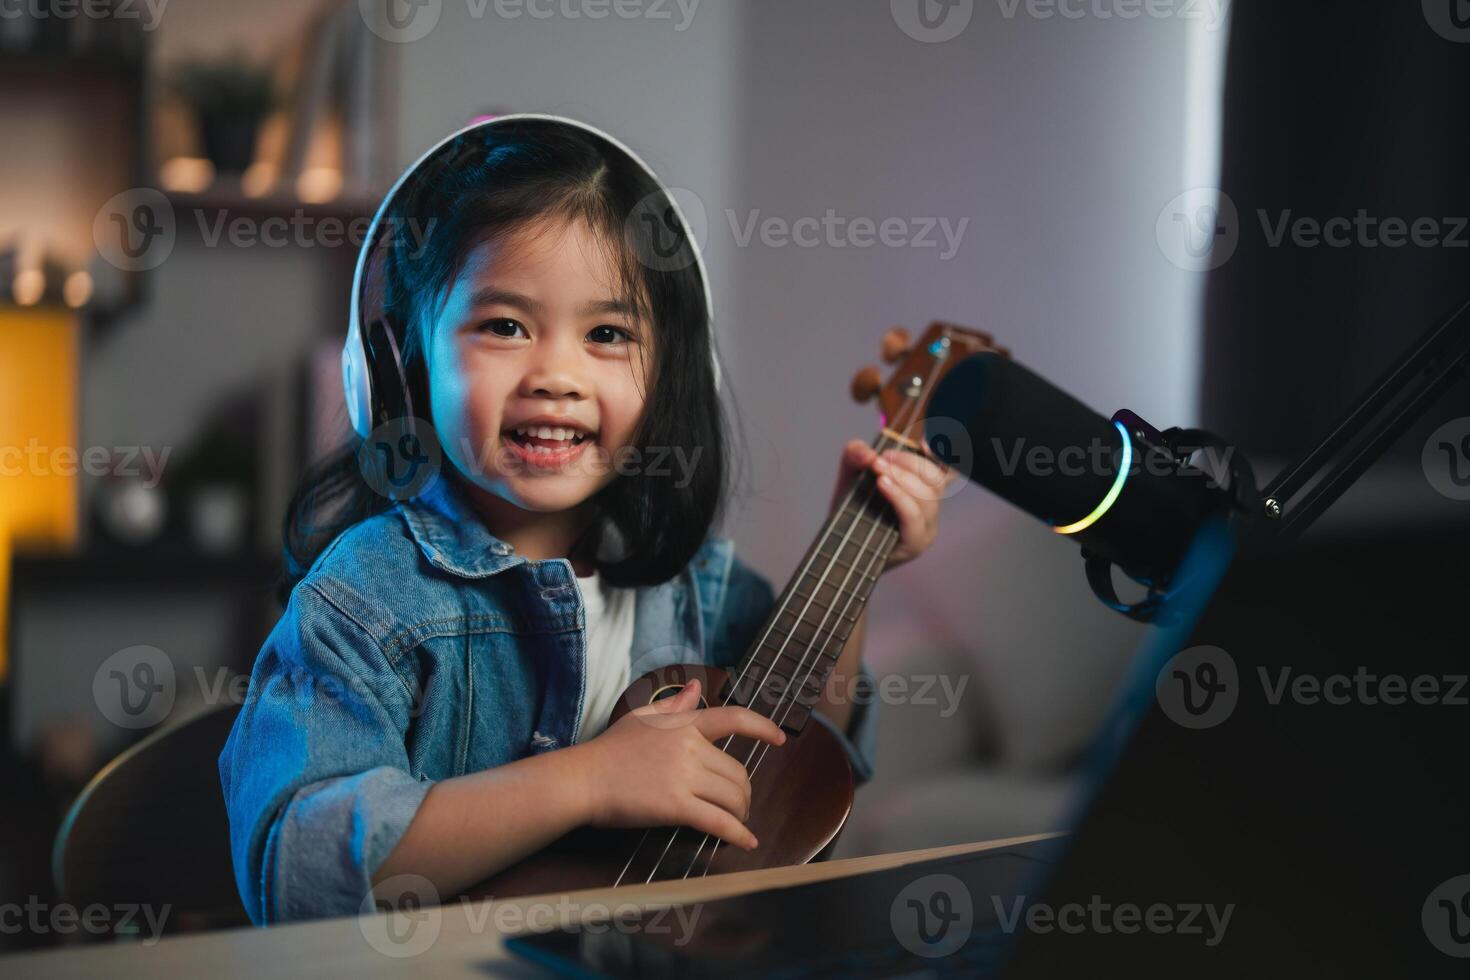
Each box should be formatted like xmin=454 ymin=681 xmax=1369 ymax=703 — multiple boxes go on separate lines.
xmin=507 ymin=515 xmax=1470 ymax=977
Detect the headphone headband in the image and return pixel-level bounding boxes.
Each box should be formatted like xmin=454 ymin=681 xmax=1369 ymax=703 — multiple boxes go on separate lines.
xmin=342 ymin=112 xmax=719 ymax=440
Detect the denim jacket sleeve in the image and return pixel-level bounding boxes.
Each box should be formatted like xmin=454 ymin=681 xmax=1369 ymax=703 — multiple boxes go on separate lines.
xmin=218 ymin=579 xmax=432 ymax=925
xmin=707 ymin=552 xmax=878 ymax=785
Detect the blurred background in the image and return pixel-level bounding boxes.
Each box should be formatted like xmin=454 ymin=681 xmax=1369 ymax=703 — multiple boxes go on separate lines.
xmin=2 ymin=0 xmax=1467 ymax=951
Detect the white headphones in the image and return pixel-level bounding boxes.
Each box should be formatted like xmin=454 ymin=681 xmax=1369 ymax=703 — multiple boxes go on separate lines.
xmin=342 ymin=112 xmax=720 ymax=441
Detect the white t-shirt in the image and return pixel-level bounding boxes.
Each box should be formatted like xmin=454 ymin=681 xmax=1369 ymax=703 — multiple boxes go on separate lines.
xmin=573 ymin=566 xmax=635 ymax=742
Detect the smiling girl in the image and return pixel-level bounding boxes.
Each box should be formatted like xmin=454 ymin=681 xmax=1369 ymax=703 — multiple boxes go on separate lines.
xmin=219 ymin=115 xmax=949 ymax=923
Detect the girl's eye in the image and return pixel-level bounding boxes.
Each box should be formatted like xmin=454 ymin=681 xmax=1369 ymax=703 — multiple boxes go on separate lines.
xmin=588 ymin=325 xmax=635 ymax=345
xmin=478 ymin=318 xmax=528 ymax=338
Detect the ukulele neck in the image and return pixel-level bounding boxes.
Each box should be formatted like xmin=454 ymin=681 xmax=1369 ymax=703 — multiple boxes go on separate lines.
xmin=726 ymin=432 xmax=914 ymax=733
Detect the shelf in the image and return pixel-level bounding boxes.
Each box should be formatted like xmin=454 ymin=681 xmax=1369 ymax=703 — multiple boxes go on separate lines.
xmin=10 ymin=549 xmax=280 ymax=592
xmin=165 ymin=185 xmax=381 ymax=227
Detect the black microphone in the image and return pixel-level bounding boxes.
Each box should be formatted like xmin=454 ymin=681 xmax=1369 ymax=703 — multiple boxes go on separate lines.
xmin=924 ymin=351 xmax=1249 ymax=586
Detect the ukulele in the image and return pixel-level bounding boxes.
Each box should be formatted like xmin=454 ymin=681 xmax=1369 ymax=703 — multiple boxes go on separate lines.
xmin=462 ymin=321 xmax=1006 ymax=900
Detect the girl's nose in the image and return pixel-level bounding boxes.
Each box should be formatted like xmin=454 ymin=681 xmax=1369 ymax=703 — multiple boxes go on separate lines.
xmin=521 ymin=335 xmax=588 ymax=401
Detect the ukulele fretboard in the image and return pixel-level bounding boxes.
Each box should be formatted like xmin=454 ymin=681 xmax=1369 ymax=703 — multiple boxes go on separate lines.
xmin=726 ymin=450 xmax=903 ymax=732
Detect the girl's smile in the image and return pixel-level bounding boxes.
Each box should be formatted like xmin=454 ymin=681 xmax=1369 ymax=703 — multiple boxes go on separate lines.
xmin=500 ymin=418 xmax=596 ymax=470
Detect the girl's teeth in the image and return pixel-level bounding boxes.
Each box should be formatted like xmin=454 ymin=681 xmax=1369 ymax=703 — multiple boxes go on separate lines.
xmin=510 ymin=425 xmax=591 ymax=447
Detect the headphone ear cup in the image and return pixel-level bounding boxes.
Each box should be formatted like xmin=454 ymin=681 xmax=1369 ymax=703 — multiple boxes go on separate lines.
xmin=342 ymin=318 xmax=374 ymax=440
xmin=363 ymin=318 xmax=414 ymax=429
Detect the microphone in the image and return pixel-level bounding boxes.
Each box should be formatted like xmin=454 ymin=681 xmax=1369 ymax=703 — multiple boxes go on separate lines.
xmin=924 ymin=352 xmax=1253 ymax=591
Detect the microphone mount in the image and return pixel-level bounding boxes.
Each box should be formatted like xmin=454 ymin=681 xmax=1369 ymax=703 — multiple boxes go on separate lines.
xmin=1085 ymin=292 xmax=1470 ymax=622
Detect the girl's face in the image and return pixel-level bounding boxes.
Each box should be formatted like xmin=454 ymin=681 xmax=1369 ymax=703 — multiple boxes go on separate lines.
xmin=425 ymin=216 xmax=653 ymax=518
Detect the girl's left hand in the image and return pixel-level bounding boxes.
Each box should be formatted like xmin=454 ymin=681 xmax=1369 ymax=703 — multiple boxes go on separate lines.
xmin=828 ymin=439 xmax=956 ymax=573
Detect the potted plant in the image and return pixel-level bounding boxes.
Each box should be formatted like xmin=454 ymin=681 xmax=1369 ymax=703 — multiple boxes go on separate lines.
xmin=171 ymin=427 xmax=256 ymax=555
xmin=166 ymin=49 xmax=278 ymax=176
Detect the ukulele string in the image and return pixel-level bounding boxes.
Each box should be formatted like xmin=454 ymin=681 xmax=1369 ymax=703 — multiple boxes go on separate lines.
xmin=682 ymin=357 xmax=941 ymax=880
xmin=692 ymin=499 xmax=898 ymax=880
xmin=633 ymin=410 xmax=917 ymax=886
xmin=693 ymin=358 xmax=940 ymax=879
xmin=637 ymin=336 xmax=948 ymax=886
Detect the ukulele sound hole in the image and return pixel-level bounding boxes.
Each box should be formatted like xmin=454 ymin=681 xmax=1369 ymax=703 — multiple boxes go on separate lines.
xmin=650 ymin=683 xmax=708 ymax=709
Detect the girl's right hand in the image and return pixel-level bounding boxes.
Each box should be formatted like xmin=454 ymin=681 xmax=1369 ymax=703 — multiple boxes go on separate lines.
xmin=570 ymin=679 xmax=786 ymax=851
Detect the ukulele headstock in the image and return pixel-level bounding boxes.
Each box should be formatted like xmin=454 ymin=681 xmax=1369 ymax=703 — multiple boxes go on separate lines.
xmin=850 ymin=321 xmax=1008 ymax=449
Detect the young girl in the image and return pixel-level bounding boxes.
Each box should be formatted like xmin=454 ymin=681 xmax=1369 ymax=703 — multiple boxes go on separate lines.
xmin=219 ymin=115 xmax=950 ymax=924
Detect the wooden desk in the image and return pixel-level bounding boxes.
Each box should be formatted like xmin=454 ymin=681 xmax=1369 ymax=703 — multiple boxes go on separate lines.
xmin=7 ymin=834 xmax=1057 ymax=979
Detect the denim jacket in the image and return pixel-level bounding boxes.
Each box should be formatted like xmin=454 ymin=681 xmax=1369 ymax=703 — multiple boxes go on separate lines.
xmin=219 ymin=475 xmax=878 ymax=924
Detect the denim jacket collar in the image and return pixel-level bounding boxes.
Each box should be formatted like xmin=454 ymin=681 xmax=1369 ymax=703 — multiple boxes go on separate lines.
xmin=396 ymin=475 xmax=520 ymax=578
xmin=394 ymin=474 xmax=735 ymax=666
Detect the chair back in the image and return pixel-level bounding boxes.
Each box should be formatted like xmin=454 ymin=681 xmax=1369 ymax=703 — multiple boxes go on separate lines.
xmin=53 ymin=704 xmax=248 ymax=934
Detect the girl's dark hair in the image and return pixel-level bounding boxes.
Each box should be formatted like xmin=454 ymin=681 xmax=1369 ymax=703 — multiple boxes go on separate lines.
xmin=278 ymin=118 xmax=736 ymax=604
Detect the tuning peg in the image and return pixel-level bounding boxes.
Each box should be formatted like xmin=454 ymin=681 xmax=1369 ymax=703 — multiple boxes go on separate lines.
xmin=881 ymin=327 xmax=911 ymax=364
xmin=851 ymin=365 xmax=882 ymax=404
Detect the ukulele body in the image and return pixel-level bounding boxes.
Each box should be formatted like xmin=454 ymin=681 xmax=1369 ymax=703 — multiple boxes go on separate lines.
xmin=460 ymin=663 xmax=855 ymax=900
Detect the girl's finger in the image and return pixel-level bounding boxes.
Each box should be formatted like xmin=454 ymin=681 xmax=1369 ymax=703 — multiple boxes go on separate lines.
xmin=832 ymin=440 xmax=876 ymax=509
xmin=692 ymin=768 xmax=751 ymax=822
xmin=694 ymin=705 xmax=787 ymax=746
xmin=684 ymin=798 xmax=758 ymax=851
xmin=882 ymin=458 xmax=943 ymax=508
xmin=646 ymin=677 xmax=699 ymax=713
xmin=877 ymin=471 xmax=926 ymax=536
xmin=887 ymin=449 xmax=948 ymax=491
xmin=702 ymin=739 xmax=755 ymax=790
